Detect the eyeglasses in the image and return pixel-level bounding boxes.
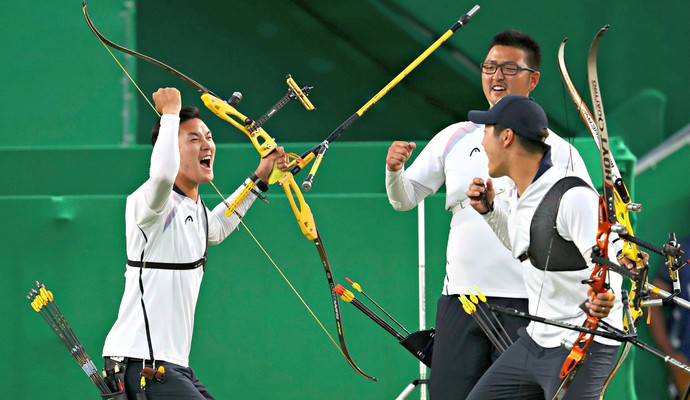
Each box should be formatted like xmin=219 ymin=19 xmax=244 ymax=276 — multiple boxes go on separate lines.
xmin=480 ymin=62 xmax=536 ymax=76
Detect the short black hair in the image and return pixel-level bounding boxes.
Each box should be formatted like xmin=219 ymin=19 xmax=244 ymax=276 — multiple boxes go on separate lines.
xmin=150 ymin=106 xmax=201 ymax=146
xmin=489 ymin=29 xmax=541 ymax=71
xmin=493 ymin=124 xmax=550 ymax=154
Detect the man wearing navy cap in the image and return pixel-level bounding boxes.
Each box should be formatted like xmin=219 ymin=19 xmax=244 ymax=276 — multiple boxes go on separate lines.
xmin=384 ymin=30 xmax=595 ymax=399
xmin=464 ymin=95 xmax=630 ymax=399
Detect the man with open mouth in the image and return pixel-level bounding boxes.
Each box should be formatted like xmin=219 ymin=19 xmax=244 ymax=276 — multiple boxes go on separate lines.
xmin=102 ymin=87 xmax=287 ymax=400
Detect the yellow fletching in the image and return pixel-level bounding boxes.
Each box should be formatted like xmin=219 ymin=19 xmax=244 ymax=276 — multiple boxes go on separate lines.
xmin=467 ymin=289 xmax=479 ymax=304
xmin=459 ymin=295 xmax=474 ymax=314
xmin=339 ymin=288 xmax=355 ymax=303
xmin=457 ymin=296 xmax=468 ymax=311
xmin=473 ymin=284 xmax=487 ymax=302
xmin=467 ymin=301 xmax=477 ymax=312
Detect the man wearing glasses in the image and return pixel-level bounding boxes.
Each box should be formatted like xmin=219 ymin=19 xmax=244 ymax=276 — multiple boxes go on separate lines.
xmin=385 ymin=30 xmax=592 ymax=399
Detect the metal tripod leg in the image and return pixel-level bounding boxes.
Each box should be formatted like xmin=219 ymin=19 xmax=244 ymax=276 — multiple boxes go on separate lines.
xmin=396 ymin=379 xmax=428 ymax=400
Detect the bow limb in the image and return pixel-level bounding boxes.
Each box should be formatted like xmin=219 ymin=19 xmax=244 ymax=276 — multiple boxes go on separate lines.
xmin=279 ymin=172 xmax=377 ymax=380
xmin=558 ymin=27 xmax=644 ymax=316
xmin=553 ymin=32 xmax=615 ymax=400
xmin=83 ymin=2 xmax=214 ymax=96
xmin=83 ymin=1 xmax=279 ymax=159
xmin=586 ymin=27 xmax=652 ymax=399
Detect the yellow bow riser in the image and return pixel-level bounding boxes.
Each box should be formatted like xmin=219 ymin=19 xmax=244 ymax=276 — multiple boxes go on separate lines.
xmin=200 ymin=93 xmax=278 ymax=158
xmin=279 ymin=172 xmax=317 ymax=241
xmin=613 ymin=188 xmax=644 ymax=330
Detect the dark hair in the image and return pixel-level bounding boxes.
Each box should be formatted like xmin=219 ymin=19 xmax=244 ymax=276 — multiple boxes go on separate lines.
xmin=493 ymin=124 xmax=550 ymax=154
xmin=150 ymin=106 xmax=201 ymax=146
xmin=489 ymin=29 xmax=541 ymax=71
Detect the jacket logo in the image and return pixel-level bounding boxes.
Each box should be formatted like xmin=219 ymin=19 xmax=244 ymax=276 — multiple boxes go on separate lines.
xmin=185 ymin=216 xmax=194 ymax=224
xmin=470 ymin=147 xmax=480 ymax=156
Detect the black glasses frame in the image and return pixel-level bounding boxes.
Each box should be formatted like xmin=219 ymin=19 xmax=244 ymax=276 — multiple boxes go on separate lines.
xmin=480 ymin=62 xmax=536 ymax=75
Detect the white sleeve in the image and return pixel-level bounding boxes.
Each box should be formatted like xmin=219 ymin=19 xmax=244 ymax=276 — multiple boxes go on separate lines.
xmin=482 ymin=207 xmax=512 ymax=250
xmin=557 ymin=186 xmax=600 ymax=261
xmin=385 ymin=167 xmax=434 ymax=211
xmin=385 ymin=125 xmax=458 ymax=211
xmin=144 ymin=114 xmax=180 ymax=212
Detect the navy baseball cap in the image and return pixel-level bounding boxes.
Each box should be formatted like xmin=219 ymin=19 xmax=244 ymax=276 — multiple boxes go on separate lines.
xmin=468 ymin=95 xmax=548 ymax=142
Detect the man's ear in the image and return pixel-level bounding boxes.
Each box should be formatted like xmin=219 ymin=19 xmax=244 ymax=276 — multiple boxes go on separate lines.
xmin=502 ymin=128 xmax=516 ymax=148
xmin=529 ymin=70 xmax=541 ymax=92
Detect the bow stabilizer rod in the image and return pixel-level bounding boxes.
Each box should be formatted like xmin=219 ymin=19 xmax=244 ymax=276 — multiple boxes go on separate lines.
xmin=300 ymin=5 xmax=481 ymax=191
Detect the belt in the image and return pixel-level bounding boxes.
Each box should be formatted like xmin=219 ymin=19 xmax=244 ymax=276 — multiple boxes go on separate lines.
xmin=115 ymin=357 xmax=155 ymax=366
xmin=127 ymin=256 xmax=206 ymax=270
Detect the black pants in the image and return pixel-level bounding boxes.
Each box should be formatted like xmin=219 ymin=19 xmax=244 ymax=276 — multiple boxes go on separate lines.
xmin=429 ymin=295 xmax=529 ymax=400
xmin=124 ymin=359 xmax=214 ymax=400
xmin=466 ymin=328 xmax=618 ymax=399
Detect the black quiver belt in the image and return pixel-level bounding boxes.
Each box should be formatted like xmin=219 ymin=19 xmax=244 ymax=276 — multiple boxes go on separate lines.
xmin=101 ymin=358 xmax=129 ymax=400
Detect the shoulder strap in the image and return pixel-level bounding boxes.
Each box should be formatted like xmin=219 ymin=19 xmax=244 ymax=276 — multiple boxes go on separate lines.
xmin=521 ymin=176 xmax=591 ymax=271
xmin=135 ymin=195 xmax=210 ymax=362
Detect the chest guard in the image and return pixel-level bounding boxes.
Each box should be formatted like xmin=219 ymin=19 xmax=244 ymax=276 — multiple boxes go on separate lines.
xmin=522 ymin=176 xmax=591 ymax=271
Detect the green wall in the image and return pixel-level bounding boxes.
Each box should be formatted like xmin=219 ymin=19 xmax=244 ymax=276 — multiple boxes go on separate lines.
xmin=4 ymin=143 xmax=450 ymax=399
xmin=3 ymin=139 xmax=681 ymax=400
xmin=2 ymin=1 xmax=689 ymax=399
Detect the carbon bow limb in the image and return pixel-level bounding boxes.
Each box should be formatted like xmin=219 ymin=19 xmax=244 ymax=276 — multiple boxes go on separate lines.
xmin=584 ymin=26 xmax=649 ymax=398
xmin=554 ymin=26 xmax=629 ymax=399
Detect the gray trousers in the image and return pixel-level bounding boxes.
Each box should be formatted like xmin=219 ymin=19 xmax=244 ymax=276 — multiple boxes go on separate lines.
xmin=466 ymin=328 xmax=618 ymax=400
xmin=124 ymin=359 xmax=215 ymax=400
xmin=429 ymin=295 xmax=529 ymax=400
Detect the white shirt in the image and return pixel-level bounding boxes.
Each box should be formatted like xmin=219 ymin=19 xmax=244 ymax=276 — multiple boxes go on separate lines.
xmin=103 ymin=114 xmax=259 ymax=367
xmin=385 ymin=121 xmax=591 ymax=297
xmin=483 ymin=165 xmax=623 ymax=347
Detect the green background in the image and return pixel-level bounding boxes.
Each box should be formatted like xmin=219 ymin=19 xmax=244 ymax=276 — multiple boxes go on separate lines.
xmin=2 ymin=1 xmax=688 ymax=399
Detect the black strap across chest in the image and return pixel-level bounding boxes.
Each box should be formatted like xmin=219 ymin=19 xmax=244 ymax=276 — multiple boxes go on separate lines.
xmin=520 ymin=176 xmax=591 ymax=272
xmin=128 ymin=197 xmax=209 ymax=271
xmin=133 ymin=196 xmax=209 ymax=362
